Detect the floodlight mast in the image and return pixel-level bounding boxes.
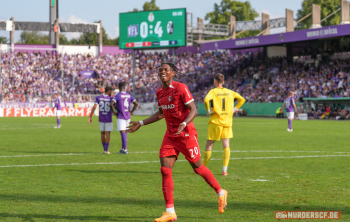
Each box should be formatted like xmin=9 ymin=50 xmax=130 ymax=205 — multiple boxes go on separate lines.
xmin=0 ymin=43 xmax=2 ymax=99
xmin=132 ymin=50 xmax=136 ymax=98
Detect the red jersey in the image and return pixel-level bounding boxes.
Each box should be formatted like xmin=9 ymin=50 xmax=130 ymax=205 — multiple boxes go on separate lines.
xmin=156 ymin=81 xmax=197 ymax=138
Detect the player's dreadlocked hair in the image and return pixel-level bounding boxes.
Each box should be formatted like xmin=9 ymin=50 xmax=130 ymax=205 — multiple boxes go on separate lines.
xmin=159 ymin=62 xmax=182 ymax=76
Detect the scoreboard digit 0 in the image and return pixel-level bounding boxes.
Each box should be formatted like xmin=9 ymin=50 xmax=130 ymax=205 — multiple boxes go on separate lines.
xmin=119 ymin=8 xmax=186 ymax=49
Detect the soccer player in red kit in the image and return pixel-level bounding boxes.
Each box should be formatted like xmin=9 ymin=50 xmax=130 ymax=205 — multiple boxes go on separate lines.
xmin=127 ymin=62 xmax=228 ymax=222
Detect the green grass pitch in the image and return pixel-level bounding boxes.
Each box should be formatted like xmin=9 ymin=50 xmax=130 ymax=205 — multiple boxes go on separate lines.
xmin=0 ymin=116 xmax=349 ymax=221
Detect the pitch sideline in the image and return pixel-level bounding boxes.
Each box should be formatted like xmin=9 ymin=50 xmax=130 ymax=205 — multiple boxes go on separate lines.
xmin=0 ymin=150 xmax=347 ymax=159
xmin=0 ymin=154 xmax=350 ymax=168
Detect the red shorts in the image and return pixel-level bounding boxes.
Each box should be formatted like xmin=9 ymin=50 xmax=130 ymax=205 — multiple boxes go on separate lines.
xmin=159 ymin=134 xmax=201 ymax=163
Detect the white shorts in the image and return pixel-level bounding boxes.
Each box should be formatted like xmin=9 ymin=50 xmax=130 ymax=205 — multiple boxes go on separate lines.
xmin=287 ymin=112 xmax=294 ymax=119
xmin=56 ymin=110 xmax=62 ymax=117
xmin=117 ymin=118 xmax=130 ymax=131
xmin=99 ymin=122 xmax=113 ymax=132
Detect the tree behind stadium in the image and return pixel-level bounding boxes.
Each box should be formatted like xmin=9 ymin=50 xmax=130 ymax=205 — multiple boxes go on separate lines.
xmin=296 ymin=0 xmax=341 ymax=30
xmin=17 ymin=27 xmax=119 ymax=46
xmin=0 ymin=36 xmax=9 ymax=44
xmin=131 ymin=0 xmax=160 ymax=12
xmin=205 ymin=0 xmax=260 ymax=39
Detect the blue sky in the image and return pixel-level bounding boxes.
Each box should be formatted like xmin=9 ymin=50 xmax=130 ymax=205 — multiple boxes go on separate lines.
xmin=0 ymin=0 xmax=304 ymax=42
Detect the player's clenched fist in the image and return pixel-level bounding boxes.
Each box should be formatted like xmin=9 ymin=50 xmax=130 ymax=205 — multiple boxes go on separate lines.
xmin=126 ymin=121 xmax=141 ymax=133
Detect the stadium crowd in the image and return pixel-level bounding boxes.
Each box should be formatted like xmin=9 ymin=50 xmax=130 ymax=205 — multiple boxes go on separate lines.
xmin=1 ymin=49 xmax=350 ymax=106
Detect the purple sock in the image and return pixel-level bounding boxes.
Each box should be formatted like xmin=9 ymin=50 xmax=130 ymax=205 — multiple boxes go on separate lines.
xmin=288 ymin=120 xmax=292 ymax=129
xmin=57 ymin=119 xmax=60 ymax=127
xmin=120 ymin=132 xmax=124 ymax=148
xmin=102 ymin=142 xmax=106 ymax=151
xmin=105 ymin=143 xmax=110 ymax=152
xmin=121 ymin=132 xmax=127 ymax=150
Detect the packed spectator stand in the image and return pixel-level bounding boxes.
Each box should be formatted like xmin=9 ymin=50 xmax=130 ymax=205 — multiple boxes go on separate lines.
xmin=1 ymin=48 xmax=350 ymax=114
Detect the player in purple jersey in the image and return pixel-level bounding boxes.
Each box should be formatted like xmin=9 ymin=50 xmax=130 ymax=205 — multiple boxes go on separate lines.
xmin=281 ymin=91 xmax=297 ymax=132
xmin=111 ymin=82 xmax=138 ymax=154
xmin=53 ymin=93 xmax=62 ymax=129
xmin=89 ymin=86 xmax=114 ymax=154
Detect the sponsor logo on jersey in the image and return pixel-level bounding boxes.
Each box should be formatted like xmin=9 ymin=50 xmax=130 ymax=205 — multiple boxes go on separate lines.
xmin=161 ymin=104 xmax=175 ymax=110
xmin=169 ymin=96 xmax=172 ymax=102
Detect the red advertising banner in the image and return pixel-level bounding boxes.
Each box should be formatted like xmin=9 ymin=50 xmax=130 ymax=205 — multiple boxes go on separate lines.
xmin=0 ymin=108 xmax=93 ymax=117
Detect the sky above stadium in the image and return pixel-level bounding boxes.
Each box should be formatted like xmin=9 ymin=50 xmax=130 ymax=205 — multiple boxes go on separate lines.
xmin=0 ymin=0 xmax=303 ymax=42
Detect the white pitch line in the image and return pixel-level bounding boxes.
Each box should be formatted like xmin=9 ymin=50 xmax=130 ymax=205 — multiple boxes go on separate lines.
xmin=0 ymin=150 xmax=348 ymax=158
xmin=214 ymin=150 xmax=329 ymax=153
xmin=0 ymin=154 xmax=349 ymax=168
xmin=0 ymin=153 xmax=93 ymax=158
xmin=0 ymin=160 xmax=161 ymax=168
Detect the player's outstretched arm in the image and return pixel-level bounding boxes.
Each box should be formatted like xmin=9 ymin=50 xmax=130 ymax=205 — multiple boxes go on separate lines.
xmin=126 ymin=109 xmax=164 ymax=133
xmin=175 ymin=101 xmax=197 ymax=135
xmin=89 ymin=104 xmax=97 ymax=124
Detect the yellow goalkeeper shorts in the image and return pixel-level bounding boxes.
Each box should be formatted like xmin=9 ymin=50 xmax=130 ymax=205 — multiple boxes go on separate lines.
xmin=207 ymin=123 xmax=233 ymax=141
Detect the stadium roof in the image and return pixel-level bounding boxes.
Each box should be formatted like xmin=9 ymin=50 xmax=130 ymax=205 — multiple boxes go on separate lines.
xmin=200 ymin=23 xmax=350 ymax=51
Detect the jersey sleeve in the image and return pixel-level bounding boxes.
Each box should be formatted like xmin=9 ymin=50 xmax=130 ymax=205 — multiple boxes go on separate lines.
xmin=204 ymin=90 xmax=213 ymax=111
xmin=112 ymin=94 xmax=119 ymax=103
xmin=130 ymin=94 xmax=136 ymax=102
xmin=179 ymin=84 xmax=194 ymax=105
xmin=95 ymin=97 xmax=99 ymax=105
xmin=232 ymin=91 xmax=246 ymax=109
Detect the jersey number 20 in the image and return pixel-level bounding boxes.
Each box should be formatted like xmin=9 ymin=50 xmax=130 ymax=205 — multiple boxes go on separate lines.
xmin=189 ymin=147 xmax=199 ymax=159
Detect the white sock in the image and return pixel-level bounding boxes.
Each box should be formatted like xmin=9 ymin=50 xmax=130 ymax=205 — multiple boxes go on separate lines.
xmin=222 ymin=166 xmax=228 ymax=172
xmin=166 ymin=207 xmax=175 ymax=214
xmin=217 ymin=189 xmax=225 ymax=197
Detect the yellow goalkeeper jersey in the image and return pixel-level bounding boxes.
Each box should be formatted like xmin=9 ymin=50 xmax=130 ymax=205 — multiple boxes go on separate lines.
xmin=204 ymin=87 xmax=246 ymax=127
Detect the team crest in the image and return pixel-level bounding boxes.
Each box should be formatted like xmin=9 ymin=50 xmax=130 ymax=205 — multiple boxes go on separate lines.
xmin=168 ymin=96 xmax=172 ymax=102
xmin=148 ymin=12 xmax=154 ymax=22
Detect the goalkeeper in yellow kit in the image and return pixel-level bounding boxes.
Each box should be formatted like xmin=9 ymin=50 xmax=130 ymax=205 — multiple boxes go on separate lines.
xmin=203 ymin=73 xmax=246 ymax=176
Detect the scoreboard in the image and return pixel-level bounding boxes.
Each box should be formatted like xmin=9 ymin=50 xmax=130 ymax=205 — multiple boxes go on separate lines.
xmin=119 ymin=8 xmax=186 ymax=49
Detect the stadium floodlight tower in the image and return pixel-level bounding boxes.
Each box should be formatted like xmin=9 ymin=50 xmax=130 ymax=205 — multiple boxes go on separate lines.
xmin=0 ymin=43 xmax=2 ymax=99
xmin=49 ymin=0 xmax=58 ymax=44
